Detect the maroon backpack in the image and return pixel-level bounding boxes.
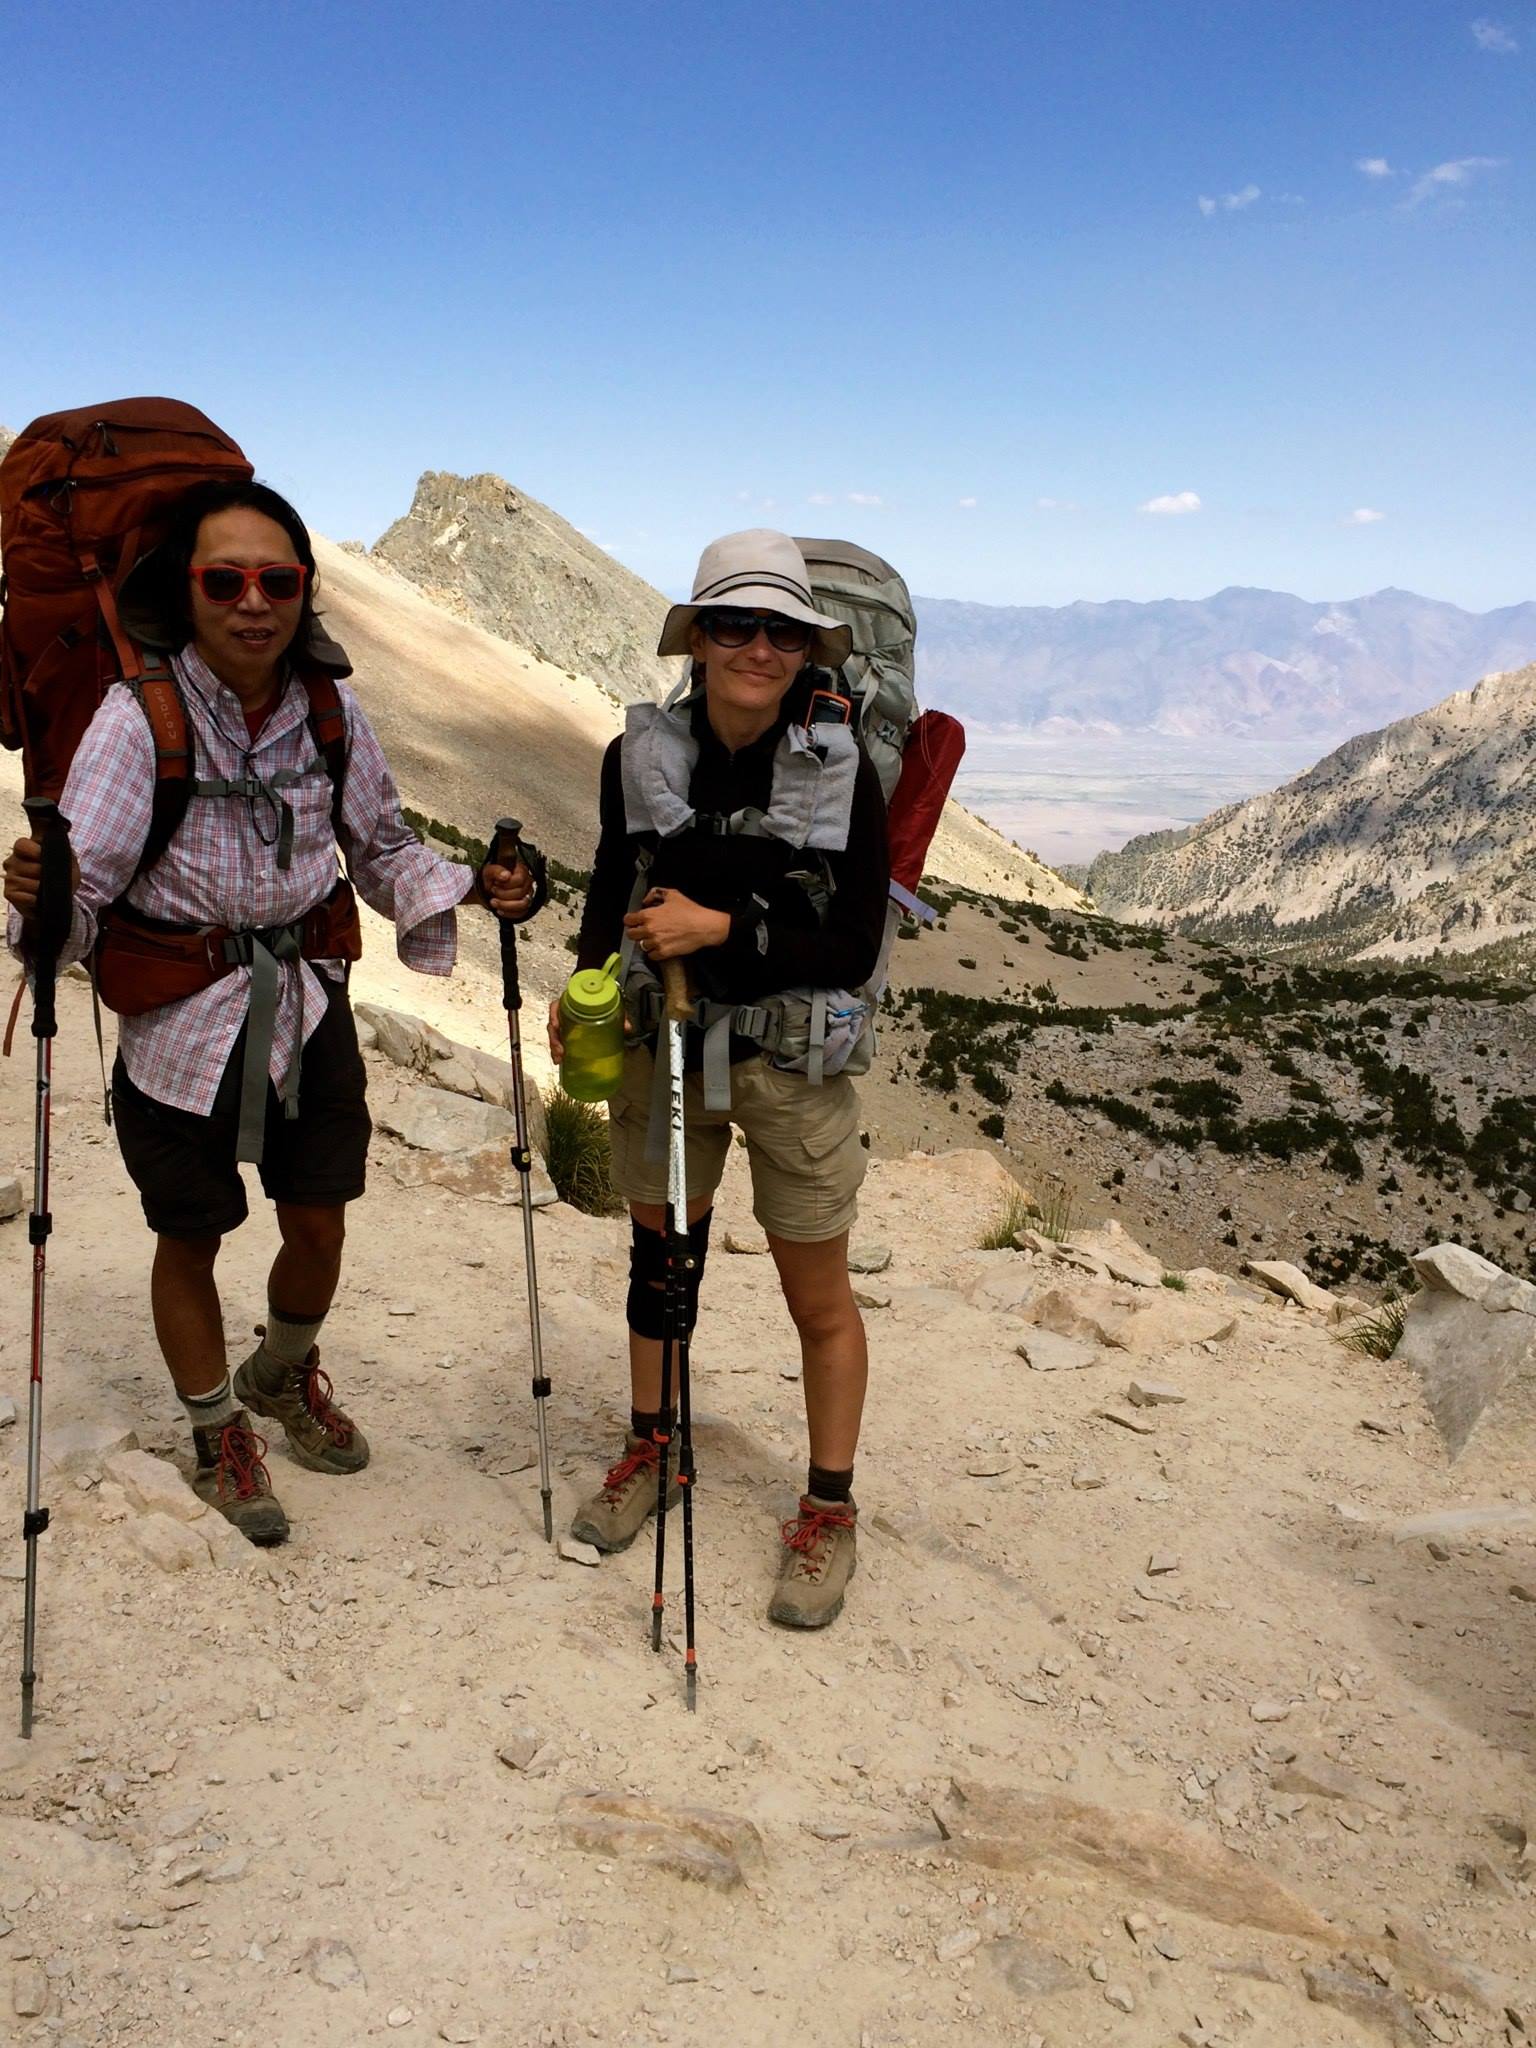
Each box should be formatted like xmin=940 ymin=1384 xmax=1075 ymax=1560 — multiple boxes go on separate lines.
xmin=0 ymin=398 xmax=255 ymax=799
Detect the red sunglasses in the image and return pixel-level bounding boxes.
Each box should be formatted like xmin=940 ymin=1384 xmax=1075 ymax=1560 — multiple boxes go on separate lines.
xmin=190 ymin=562 xmax=309 ymax=605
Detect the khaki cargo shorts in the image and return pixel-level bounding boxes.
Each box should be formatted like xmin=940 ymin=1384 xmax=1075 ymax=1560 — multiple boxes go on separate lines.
xmin=606 ymin=1044 xmax=866 ymax=1243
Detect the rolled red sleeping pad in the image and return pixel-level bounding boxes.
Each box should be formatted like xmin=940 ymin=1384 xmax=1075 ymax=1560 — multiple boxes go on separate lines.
xmin=886 ymin=710 xmax=966 ymax=898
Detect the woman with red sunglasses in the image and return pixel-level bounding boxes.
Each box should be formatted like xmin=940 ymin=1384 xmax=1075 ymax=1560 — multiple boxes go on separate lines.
xmin=4 ymin=479 xmax=537 ymax=1547
xmin=552 ymin=530 xmax=890 ymax=1632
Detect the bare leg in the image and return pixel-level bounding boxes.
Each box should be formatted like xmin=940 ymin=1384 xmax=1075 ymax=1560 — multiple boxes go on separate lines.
xmin=767 ymin=1230 xmax=867 ymax=1471
xmin=269 ymin=1201 xmax=348 ymax=1321
xmin=627 ymin=1195 xmax=715 ymax=1411
xmin=150 ymin=1233 xmax=226 ymax=1397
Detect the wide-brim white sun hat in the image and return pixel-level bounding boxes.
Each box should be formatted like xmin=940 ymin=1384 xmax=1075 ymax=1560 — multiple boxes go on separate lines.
xmin=657 ymin=529 xmax=853 ymax=668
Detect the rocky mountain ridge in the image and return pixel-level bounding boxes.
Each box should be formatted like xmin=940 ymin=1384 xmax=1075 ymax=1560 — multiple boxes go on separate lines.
xmin=370 ymin=470 xmax=676 ymax=706
xmin=918 ymin=584 xmax=1536 ymax=742
xmin=1083 ymin=664 xmax=1536 ymax=968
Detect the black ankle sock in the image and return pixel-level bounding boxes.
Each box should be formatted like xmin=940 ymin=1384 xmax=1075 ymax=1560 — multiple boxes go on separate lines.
xmin=631 ymin=1408 xmax=677 ymax=1444
xmin=808 ymin=1462 xmax=854 ymax=1504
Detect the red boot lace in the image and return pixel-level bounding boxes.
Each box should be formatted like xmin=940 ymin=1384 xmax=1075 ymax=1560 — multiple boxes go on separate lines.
xmin=216 ymin=1422 xmax=273 ymax=1503
xmin=780 ymin=1499 xmax=855 ymax=1577
xmin=602 ymin=1440 xmax=661 ymax=1501
xmin=300 ymin=1358 xmax=355 ymax=1448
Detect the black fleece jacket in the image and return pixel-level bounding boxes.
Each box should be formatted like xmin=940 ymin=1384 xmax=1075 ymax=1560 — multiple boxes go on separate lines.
xmin=575 ymin=692 xmax=890 ymax=1021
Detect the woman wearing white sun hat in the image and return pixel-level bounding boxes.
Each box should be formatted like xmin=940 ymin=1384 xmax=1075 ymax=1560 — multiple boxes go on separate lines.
xmin=551 ymin=530 xmax=889 ymax=1630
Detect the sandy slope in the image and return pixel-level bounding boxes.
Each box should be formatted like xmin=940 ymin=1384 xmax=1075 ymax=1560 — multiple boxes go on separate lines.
xmin=1 ymin=975 xmax=1533 ymax=2047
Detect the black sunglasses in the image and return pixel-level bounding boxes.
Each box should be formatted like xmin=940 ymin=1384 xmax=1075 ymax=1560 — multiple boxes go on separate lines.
xmin=697 ymin=608 xmax=813 ymax=654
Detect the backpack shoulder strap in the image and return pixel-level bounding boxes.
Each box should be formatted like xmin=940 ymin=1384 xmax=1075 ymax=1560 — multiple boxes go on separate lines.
xmin=125 ymin=660 xmax=194 ymax=879
xmin=296 ymin=666 xmax=351 ymax=847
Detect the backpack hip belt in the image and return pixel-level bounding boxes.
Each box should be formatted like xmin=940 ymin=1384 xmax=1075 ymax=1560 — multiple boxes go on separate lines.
xmin=94 ymin=879 xmax=362 ymax=1162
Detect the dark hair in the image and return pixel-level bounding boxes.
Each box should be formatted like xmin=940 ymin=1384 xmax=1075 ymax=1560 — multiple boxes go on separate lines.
xmin=136 ymin=479 xmax=321 ymax=654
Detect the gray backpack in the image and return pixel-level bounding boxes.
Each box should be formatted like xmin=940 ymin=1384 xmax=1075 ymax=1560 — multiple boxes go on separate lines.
xmin=793 ymin=538 xmax=917 ymax=803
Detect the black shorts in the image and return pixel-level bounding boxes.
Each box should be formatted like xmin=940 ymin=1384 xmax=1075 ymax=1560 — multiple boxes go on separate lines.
xmin=111 ymin=980 xmax=371 ymax=1238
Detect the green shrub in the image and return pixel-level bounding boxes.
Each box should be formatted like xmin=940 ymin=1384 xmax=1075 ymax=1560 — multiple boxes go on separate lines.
xmin=977 ymin=1185 xmax=1035 ymax=1249
xmin=541 ymin=1088 xmax=623 ymax=1215
xmin=978 ymin=1112 xmax=1005 ymax=1140
xmin=1339 ymin=1294 xmax=1412 ymax=1360
xmin=1160 ymin=1271 xmax=1188 ymax=1291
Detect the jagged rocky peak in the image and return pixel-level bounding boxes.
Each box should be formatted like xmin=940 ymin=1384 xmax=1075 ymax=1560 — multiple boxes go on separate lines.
xmin=1086 ymin=662 xmax=1536 ymax=969
xmin=371 ymin=470 xmax=674 ymax=704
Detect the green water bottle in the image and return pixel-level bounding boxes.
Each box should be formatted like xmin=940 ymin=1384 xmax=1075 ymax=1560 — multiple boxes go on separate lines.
xmin=558 ymin=952 xmax=626 ymax=1102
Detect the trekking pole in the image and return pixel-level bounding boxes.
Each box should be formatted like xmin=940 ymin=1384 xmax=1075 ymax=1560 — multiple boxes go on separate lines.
xmin=649 ymin=960 xmax=699 ymax=1711
xmin=18 ymin=797 xmax=73 ymax=1739
xmin=488 ymin=819 xmax=554 ymax=1542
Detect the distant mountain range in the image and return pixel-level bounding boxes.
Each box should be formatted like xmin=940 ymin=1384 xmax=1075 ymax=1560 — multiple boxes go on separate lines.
xmin=1084 ymin=663 xmax=1536 ymax=967
xmin=915 ymin=586 xmax=1536 ymax=742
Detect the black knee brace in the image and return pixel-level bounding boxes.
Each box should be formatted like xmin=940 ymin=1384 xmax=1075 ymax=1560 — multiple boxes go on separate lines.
xmin=626 ymin=1208 xmax=712 ymax=1339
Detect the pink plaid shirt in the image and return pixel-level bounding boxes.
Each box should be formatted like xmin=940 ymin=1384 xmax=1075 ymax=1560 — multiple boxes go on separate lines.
xmin=8 ymin=647 xmax=475 ymax=1114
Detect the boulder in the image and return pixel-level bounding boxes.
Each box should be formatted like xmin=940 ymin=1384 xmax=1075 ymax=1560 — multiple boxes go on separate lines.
xmin=377 ymin=1087 xmax=515 ymax=1155
xmin=103 ymin=1450 xmax=208 ymax=1523
xmin=0 ymin=1176 xmax=23 ymax=1223
xmin=354 ymin=1002 xmax=430 ymax=1070
xmin=1025 ymin=1287 xmax=1132 ymax=1350
xmin=1097 ymin=1246 xmax=1163 ymax=1288
xmin=1244 ymin=1260 xmax=1336 ymax=1313
xmin=127 ymin=1512 xmax=211 ymax=1573
xmin=21 ymin=1418 xmax=139 ymax=1479
xmin=1014 ymin=1328 xmax=1102 ymax=1373
xmin=1396 ymin=1242 xmax=1536 ymax=1460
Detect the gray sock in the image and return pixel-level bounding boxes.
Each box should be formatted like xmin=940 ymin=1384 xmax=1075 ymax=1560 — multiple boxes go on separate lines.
xmin=182 ymin=1374 xmax=241 ymax=1446
xmin=249 ymin=1306 xmax=326 ymax=1392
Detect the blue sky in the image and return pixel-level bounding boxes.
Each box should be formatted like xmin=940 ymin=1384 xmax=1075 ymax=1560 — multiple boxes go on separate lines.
xmin=2 ymin=0 xmax=1531 ymax=609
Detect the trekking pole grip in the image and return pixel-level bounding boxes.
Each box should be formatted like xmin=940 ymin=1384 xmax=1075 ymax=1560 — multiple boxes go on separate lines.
xmin=660 ymin=960 xmax=694 ymax=1024
xmin=21 ymin=800 xmax=72 ymax=1042
xmin=487 ymin=817 xmax=549 ymax=1014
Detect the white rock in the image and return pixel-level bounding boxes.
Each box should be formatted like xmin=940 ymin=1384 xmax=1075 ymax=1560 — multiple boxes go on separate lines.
xmin=558 ymin=1537 xmax=602 ymax=1568
xmin=1411 ymin=1241 xmax=1513 ymax=1303
xmin=0 ymin=1397 xmax=15 ymax=1430
xmin=1015 ymin=1327 xmax=1102 ymax=1373
xmin=723 ymin=1229 xmax=768 ymax=1255
xmin=1249 ymin=1698 xmax=1292 ymax=1724
xmin=936 ymin=1928 xmax=981 ymax=1962
xmin=1244 ymin=1260 xmax=1335 ymax=1313
xmin=1127 ymin=1378 xmax=1186 ymax=1407
xmin=0 ymin=1177 xmax=23 ymax=1223
xmin=303 ymin=1938 xmax=364 ymax=1990
xmin=1098 ymin=1247 xmax=1163 ymax=1288
xmin=103 ymin=1450 xmax=208 ymax=1523
xmin=852 ymin=1281 xmax=892 ymax=1310
xmin=126 ymin=1513 xmax=210 ymax=1574
xmin=353 ymin=1003 xmax=429 ymax=1069
xmin=11 ymin=1960 xmax=48 ymax=2016
xmin=26 ymin=1418 xmax=139 ymax=1478
xmin=1397 ymin=1244 xmax=1536 ymax=1460
xmin=848 ymin=1242 xmax=892 ymax=1274
xmin=377 ymin=1086 xmax=516 ymax=1155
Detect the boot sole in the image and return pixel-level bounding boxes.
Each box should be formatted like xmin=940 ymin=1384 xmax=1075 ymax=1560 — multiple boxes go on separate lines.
xmin=233 ymin=1371 xmax=370 ymax=1476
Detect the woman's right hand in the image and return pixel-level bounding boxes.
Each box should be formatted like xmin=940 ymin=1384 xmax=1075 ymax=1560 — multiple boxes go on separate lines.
xmin=547 ymin=996 xmax=565 ymax=1065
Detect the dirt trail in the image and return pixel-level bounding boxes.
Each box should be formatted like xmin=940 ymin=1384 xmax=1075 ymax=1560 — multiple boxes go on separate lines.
xmin=1 ymin=972 xmax=1534 ymax=2048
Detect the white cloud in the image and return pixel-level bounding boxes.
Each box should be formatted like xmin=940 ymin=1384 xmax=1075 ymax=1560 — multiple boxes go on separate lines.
xmin=957 ymin=496 xmax=978 ymax=509
xmin=1140 ymin=490 xmax=1202 ymax=516
xmin=1356 ymin=156 xmax=1394 ymax=178
xmin=846 ymin=491 xmax=883 ymax=507
xmin=1471 ymin=17 xmax=1518 ymax=51
xmin=1408 ymin=155 xmax=1505 ymax=204
xmin=1198 ymin=183 xmax=1261 ymax=216
xmin=1347 ymin=507 xmax=1386 ymax=525
xmin=806 ymin=491 xmax=836 ymax=506
xmin=1035 ymin=496 xmax=1083 ymax=512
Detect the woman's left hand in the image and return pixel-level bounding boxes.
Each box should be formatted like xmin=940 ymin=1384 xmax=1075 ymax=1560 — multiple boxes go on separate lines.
xmin=623 ymin=887 xmax=729 ymax=962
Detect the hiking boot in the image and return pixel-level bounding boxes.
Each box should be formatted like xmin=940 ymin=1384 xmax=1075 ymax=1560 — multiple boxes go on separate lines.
xmin=768 ymin=1495 xmax=858 ymax=1629
xmin=569 ymin=1433 xmax=680 ymax=1553
xmin=233 ymin=1335 xmax=370 ymax=1476
xmin=191 ymin=1417 xmax=289 ymax=1545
